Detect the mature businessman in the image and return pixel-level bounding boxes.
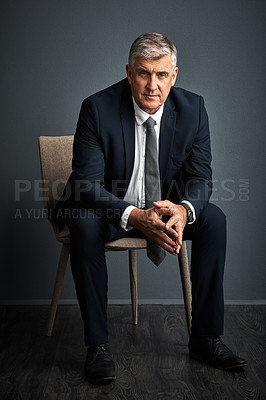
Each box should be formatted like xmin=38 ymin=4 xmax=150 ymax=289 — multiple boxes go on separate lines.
xmin=57 ymin=33 xmax=247 ymax=383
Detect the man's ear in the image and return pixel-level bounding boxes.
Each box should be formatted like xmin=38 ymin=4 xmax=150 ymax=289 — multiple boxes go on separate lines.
xmin=172 ymin=67 xmax=178 ymax=86
xmin=126 ymin=64 xmax=132 ymax=84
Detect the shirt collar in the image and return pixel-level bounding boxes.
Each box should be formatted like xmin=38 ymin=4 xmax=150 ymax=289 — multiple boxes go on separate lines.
xmin=132 ymin=97 xmax=164 ymax=127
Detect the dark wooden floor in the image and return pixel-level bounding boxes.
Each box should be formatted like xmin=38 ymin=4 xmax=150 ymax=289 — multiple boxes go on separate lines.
xmin=0 ymin=305 xmax=265 ymax=400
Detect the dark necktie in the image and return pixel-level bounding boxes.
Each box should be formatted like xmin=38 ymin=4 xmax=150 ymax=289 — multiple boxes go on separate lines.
xmin=144 ymin=117 xmax=166 ymax=266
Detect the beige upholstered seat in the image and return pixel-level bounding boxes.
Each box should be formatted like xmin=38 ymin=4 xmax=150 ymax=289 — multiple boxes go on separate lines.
xmin=39 ymin=136 xmax=192 ymax=337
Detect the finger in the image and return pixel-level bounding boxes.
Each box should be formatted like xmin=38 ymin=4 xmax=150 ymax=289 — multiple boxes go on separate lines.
xmin=151 ymin=228 xmax=177 ymax=248
xmin=161 ymin=231 xmax=178 ymax=248
xmin=150 ymin=227 xmax=181 ymax=255
xmin=163 ymin=242 xmax=178 ymax=255
xmin=162 ymin=236 xmax=182 ymax=255
xmin=175 ymin=224 xmax=183 ymax=247
xmin=158 ymin=235 xmax=179 ymax=255
xmin=153 ymin=213 xmax=179 ymax=240
xmin=173 ymin=243 xmax=182 ymax=255
xmin=155 ymin=219 xmax=178 ymax=238
xmin=165 ymin=214 xmax=179 ymax=230
xmin=155 ymin=207 xmax=174 ymax=217
xmin=153 ymin=200 xmax=172 ymax=208
xmin=165 ymin=216 xmax=183 ymax=246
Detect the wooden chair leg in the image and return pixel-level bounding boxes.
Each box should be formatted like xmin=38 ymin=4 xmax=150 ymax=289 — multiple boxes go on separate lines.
xmin=128 ymin=249 xmax=138 ymax=325
xmin=178 ymin=241 xmax=192 ymax=336
xmin=46 ymin=243 xmax=70 ymax=336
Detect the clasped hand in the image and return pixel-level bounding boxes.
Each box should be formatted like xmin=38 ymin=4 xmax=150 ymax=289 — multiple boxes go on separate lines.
xmin=128 ymin=200 xmax=187 ymax=255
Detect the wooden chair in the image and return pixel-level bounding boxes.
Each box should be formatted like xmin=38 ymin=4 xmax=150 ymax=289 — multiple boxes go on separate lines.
xmin=38 ymin=136 xmax=192 ymax=337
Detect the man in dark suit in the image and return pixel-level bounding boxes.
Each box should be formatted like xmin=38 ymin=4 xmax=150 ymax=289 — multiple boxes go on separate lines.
xmin=58 ymin=33 xmax=247 ymax=383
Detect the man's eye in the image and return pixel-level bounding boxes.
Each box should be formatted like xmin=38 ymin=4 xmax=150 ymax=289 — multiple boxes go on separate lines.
xmin=159 ymin=73 xmax=167 ymax=78
xmin=140 ymin=71 xmax=148 ymax=76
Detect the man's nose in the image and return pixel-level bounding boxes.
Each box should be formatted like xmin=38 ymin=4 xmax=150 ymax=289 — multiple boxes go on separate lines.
xmin=147 ymin=75 xmax=158 ymax=91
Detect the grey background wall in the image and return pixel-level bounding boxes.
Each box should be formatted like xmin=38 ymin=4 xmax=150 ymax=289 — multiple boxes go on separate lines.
xmin=1 ymin=0 xmax=265 ymax=303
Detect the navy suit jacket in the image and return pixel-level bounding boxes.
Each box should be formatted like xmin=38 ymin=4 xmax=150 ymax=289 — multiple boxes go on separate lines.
xmin=56 ymin=78 xmax=212 ymax=229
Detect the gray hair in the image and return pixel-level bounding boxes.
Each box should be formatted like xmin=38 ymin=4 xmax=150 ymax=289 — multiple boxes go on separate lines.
xmin=128 ymin=33 xmax=177 ymax=70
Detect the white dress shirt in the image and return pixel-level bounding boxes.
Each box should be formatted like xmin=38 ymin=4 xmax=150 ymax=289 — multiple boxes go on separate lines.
xmin=119 ymin=97 xmax=195 ymax=230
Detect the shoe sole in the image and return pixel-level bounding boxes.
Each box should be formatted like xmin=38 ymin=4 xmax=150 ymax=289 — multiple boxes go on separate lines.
xmin=189 ymin=352 xmax=247 ymax=370
xmin=88 ymin=376 xmax=116 ymax=384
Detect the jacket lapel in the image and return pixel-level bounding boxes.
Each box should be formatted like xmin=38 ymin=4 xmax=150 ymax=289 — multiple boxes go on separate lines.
xmin=159 ymin=96 xmax=177 ymax=180
xmin=120 ymin=85 xmax=135 ymax=191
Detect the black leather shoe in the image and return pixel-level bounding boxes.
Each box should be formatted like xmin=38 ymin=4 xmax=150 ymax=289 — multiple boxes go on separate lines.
xmin=85 ymin=343 xmax=116 ymax=383
xmin=188 ymin=336 xmax=247 ymax=370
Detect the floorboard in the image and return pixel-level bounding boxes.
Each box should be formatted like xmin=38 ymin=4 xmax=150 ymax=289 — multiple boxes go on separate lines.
xmin=0 ymin=305 xmax=265 ymax=400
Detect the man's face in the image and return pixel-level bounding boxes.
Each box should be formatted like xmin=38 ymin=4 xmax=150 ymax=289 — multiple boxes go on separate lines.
xmin=126 ymin=55 xmax=178 ymax=114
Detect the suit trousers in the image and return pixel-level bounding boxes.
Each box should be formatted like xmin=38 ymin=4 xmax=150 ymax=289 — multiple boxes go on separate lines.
xmin=67 ymin=203 xmax=226 ymax=346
